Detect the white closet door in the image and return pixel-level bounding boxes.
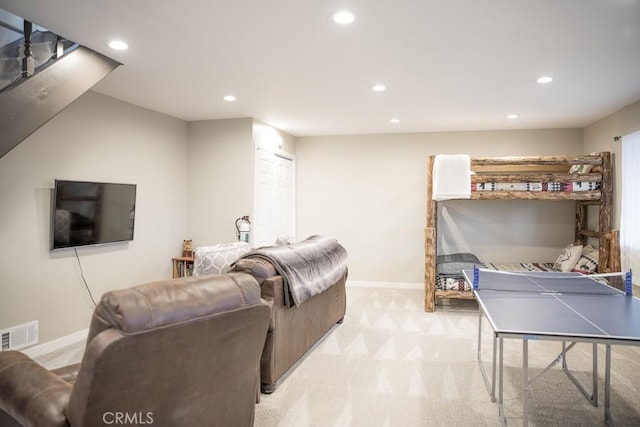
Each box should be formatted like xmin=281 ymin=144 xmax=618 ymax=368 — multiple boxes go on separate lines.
xmin=253 ymin=148 xmax=295 ymax=247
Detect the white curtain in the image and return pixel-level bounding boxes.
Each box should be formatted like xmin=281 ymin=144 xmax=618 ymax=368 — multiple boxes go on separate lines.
xmin=620 ymin=131 xmax=640 ymax=278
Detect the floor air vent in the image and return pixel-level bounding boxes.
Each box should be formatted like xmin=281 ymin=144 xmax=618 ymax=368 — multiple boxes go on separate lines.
xmin=0 ymin=320 xmax=38 ymax=351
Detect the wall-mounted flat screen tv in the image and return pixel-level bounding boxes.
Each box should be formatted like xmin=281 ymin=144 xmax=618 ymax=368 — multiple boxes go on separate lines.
xmin=51 ymin=180 xmax=136 ymax=250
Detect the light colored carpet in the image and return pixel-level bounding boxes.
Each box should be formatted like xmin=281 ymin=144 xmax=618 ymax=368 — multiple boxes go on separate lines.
xmin=34 ymin=285 xmax=640 ymax=426
xmin=33 ymin=339 xmax=85 ymax=370
xmin=254 ymin=286 xmax=640 ymax=426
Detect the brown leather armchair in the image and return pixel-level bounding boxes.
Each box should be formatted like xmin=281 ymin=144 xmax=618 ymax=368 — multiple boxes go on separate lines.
xmin=0 ymin=273 xmax=270 ymax=427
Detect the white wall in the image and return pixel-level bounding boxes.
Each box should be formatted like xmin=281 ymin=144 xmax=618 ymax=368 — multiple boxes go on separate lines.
xmin=186 ymin=118 xmax=295 ymax=248
xmin=296 ymin=129 xmax=583 ymax=283
xmin=186 ymin=118 xmax=254 ymax=247
xmin=0 ymin=91 xmax=188 ymax=344
xmin=583 ymin=99 xmax=640 ymax=230
xmin=4 ymin=87 xmax=636 ymax=346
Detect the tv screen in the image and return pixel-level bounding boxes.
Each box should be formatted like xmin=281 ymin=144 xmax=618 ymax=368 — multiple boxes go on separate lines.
xmin=51 ymin=180 xmax=136 ymax=250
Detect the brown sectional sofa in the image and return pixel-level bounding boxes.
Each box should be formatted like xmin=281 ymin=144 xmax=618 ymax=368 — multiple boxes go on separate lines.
xmin=0 ymin=236 xmax=347 ymax=427
xmin=233 ymin=257 xmax=347 ymax=393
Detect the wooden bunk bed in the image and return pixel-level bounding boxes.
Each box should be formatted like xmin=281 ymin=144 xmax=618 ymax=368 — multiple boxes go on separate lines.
xmin=424 ymin=151 xmax=620 ymax=312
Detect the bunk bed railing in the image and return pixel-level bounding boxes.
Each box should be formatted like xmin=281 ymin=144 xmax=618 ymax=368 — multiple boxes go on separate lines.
xmin=470 ymin=155 xmax=603 ymax=166
xmin=471 ymin=191 xmax=601 ymax=201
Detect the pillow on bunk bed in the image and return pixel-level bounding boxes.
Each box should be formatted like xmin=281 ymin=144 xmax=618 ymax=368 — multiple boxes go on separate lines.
xmin=553 ymin=244 xmax=583 ymax=272
xmin=569 ymin=164 xmax=594 ymax=174
xmin=573 ymin=245 xmax=599 ymax=274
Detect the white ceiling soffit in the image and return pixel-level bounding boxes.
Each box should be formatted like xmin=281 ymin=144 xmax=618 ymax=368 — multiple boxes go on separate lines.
xmin=1 ymin=0 xmax=639 ymax=136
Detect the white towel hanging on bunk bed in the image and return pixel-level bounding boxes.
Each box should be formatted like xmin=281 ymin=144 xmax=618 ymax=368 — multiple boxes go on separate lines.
xmin=432 ymin=154 xmax=472 ymax=201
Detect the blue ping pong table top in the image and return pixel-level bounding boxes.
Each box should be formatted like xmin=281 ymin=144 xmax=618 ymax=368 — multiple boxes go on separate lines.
xmin=462 ymin=269 xmax=640 ymax=341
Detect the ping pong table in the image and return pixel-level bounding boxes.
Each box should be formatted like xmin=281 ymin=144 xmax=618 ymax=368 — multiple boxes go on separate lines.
xmin=463 ymin=268 xmax=640 ymax=426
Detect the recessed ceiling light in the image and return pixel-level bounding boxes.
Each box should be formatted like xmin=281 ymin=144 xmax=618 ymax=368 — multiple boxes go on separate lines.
xmin=333 ymin=10 xmax=355 ymax=24
xmin=108 ymin=40 xmax=128 ymax=50
xmin=223 ymin=95 xmax=236 ymax=102
xmin=537 ymin=76 xmax=553 ymax=84
xmin=389 ymin=118 xmax=400 ymax=124
xmin=507 ymin=114 xmax=519 ymax=119
xmin=371 ymin=84 xmax=386 ymax=92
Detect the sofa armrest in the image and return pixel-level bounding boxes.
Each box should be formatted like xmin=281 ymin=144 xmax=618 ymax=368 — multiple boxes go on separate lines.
xmin=259 ymin=276 xmax=286 ymax=332
xmin=260 ymin=276 xmax=284 ymax=306
xmin=233 ymin=258 xmax=278 ymax=285
xmin=0 ymin=351 xmax=72 ymax=427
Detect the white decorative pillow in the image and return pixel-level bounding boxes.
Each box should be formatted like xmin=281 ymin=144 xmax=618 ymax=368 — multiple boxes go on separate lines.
xmin=193 ymin=242 xmax=251 ymax=276
xmin=554 ymin=244 xmax=583 ymax=272
xmin=574 ymin=245 xmax=599 ymax=274
xmin=569 ymin=164 xmax=593 ymax=174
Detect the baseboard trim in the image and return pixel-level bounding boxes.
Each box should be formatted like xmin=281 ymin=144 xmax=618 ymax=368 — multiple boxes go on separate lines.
xmin=347 ymin=280 xmax=422 ymax=290
xmin=22 ymin=328 xmax=88 ymax=358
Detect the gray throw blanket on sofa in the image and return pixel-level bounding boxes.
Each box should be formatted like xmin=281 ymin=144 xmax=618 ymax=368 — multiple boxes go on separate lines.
xmin=240 ymin=235 xmax=348 ymax=307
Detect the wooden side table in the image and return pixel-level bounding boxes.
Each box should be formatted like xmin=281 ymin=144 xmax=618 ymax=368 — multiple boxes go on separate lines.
xmin=172 ymin=256 xmax=194 ymax=278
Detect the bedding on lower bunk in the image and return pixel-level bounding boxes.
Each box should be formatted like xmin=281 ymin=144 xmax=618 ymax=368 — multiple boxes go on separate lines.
xmin=436 ymin=244 xmax=601 ymax=291
xmin=436 ymin=262 xmax=559 ymax=291
xmin=436 ymin=253 xmax=484 ymax=291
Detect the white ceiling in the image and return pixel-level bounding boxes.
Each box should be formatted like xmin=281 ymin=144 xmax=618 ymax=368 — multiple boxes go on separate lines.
xmin=2 ymin=0 xmax=640 ymax=136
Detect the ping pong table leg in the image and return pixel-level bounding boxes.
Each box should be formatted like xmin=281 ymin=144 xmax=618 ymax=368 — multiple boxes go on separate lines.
xmin=499 ymin=336 xmax=506 ymax=426
xmin=604 ymin=344 xmax=614 ymax=426
xmin=592 ymin=343 xmax=598 ymax=407
xmin=492 ymin=333 xmax=497 ymax=402
xmin=477 ymin=307 xmax=497 ymax=402
xmin=560 ymin=341 xmax=598 ymax=407
xmin=523 ymin=338 xmax=529 ymax=427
